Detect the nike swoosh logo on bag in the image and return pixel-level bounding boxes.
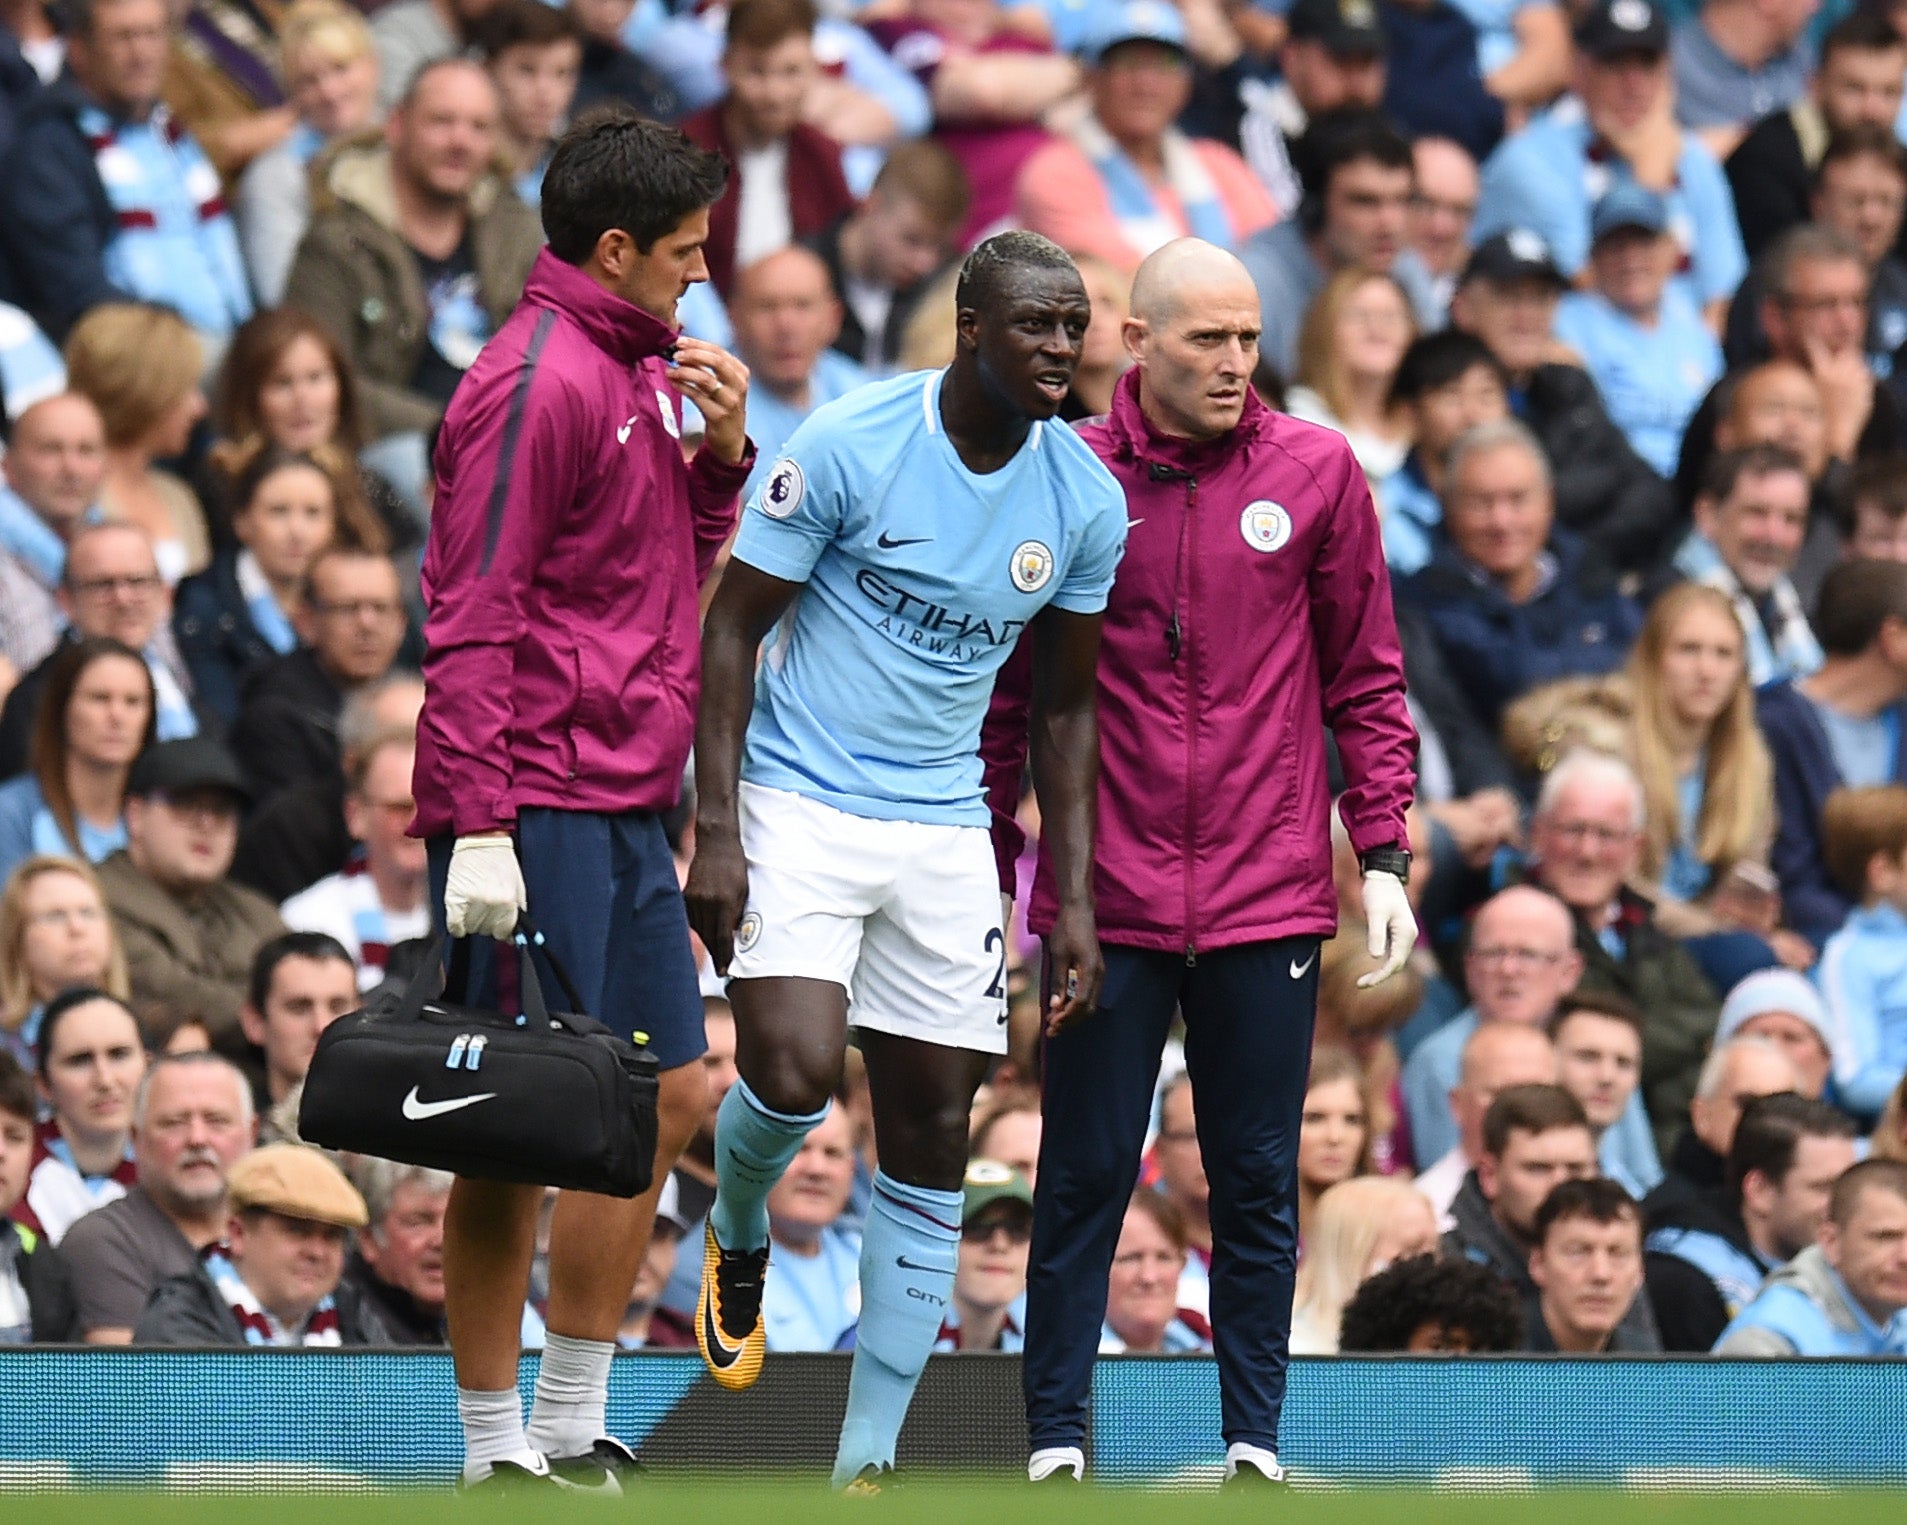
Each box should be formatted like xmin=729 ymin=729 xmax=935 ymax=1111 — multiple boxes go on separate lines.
xmin=401 ymin=1086 xmax=498 ymax=1121
xmin=1289 ymin=953 xmax=1316 ymax=979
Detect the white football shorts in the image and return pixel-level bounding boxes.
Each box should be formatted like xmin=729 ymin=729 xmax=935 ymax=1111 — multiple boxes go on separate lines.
xmin=727 ymin=782 xmax=1009 ymax=1054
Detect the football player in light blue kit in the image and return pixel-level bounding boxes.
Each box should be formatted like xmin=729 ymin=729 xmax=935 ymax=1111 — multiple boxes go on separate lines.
xmin=684 ymin=230 xmax=1126 ymax=1491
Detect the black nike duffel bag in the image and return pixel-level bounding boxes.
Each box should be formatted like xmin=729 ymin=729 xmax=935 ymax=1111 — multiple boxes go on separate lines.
xmin=299 ymin=918 xmax=660 ymax=1197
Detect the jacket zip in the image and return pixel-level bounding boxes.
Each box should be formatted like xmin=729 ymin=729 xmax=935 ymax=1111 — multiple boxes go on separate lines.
xmin=1179 ymin=477 xmax=1199 ymax=966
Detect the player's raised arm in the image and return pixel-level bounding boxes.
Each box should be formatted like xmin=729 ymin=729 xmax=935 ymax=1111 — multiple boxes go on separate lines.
xmin=1029 ymin=605 xmax=1106 ymax=1031
xmin=686 ymin=560 xmax=804 ymax=971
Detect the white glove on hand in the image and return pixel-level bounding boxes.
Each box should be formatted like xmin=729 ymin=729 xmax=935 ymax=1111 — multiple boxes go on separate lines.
xmin=444 ymin=834 xmax=526 ymax=939
xmin=1357 ymin=870 xmax=1418 ymax=989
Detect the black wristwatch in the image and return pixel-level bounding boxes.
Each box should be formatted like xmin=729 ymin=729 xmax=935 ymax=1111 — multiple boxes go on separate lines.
xmin=1360 ymin=846 xmax=1412 ymax=884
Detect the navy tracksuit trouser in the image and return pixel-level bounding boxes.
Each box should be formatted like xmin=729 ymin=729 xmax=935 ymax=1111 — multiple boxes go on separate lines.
xmin=1024 ymin=936 xmax=1320 ymax=1455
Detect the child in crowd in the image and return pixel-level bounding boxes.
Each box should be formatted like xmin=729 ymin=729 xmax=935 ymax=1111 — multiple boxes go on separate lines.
xmin=1816 ymin=786 xmax=1907 ymax=1119
xmin=173 ymin=448 xmax=343 ymax=727
xmin=477 ymin=0 xmax=585 ymax=207
xmin=0 ymin=1050 xmax=76 ymax=1342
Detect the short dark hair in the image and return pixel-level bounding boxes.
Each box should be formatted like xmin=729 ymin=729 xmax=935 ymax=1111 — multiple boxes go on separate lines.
xmin=871 ymin=139 xmax=971 ymax=235
xmin=955 ymin=230 xmax=1077 ymax=314
xmin=472 ymin=0 xmax=581 ymax=59
xmin=1812 ymin=557 xmax=1907 ymax=656
xmin=1482 ymin=1083 xmax=1589 ymax=1158
xmin=1337 ymin=1253 xmax=1524 ymax=1352
xmin=37 ymin=986 xmax=142 ymax=1079
xmin=1388 ymin=330 xmax=1507 ymax=408
xmin=1699 ymin=443 xmax=1810 ymax=506
xmin=0 ymin=1049 xmax=34 ymax=1128
xmin=1816 ymin=122 xmax=1907 ymax=191
xmin=726 ymin=0 xmax=815 ymax=50
xmin=1727 ymin=1092 xmax=1859 ymax=1207
xmin=248 ymin=932 xmax=357 ymax=1014
xmin=1821 ymin=8 xmax=1907 ymax=68
xmin=1764 ymin=222 xmax=1867 ymax=301
xmin=1532 ymin=1176 xmax=1641 ymax=1247
xmin=1836 ymin=455 xmax=1907 ymax=538
xmin=1300 ymin=107 xmax=1413 ymax=205
xmin=1547 ymin=989 xmax=1645 ymax=1045
xmin=1829 ymin=1157 xmax=1907 ymax=1227
xmin=541 ymin=107 xmax=729 ymax=263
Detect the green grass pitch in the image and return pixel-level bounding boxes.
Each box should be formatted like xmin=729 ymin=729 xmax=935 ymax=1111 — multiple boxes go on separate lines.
xmin=14 ymin=1484 xmax=1907 ymax=1524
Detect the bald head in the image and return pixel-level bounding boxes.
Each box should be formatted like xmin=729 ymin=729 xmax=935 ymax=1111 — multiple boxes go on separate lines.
xmin=1129 ymin=238 xmax=1256 ymax=329
xmin=1453 ymin=1022 xmax=1558 ymax=1161
xmin=1472 ymin=885 xmax=1573 ymax=947
xmin=1124 ymin=239 xmax=1261 ymax=443
xmin=733 ymin=245 xmax=832 ymax=304
xmin=1465 ymin=885 xmax=1584 ymax=1027
xmin=731 ymin=246 xmax=841 ymax=397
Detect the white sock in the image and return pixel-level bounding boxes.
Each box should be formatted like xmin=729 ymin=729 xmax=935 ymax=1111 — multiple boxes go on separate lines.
xmin=1028 ymin=1446 xmax=1085 ymax=1482
xmin=1225 ymin=1441 xmax=1284 ymax=1480
xmin=458 ymin=1386 xmax=542 ymax=1484
xmin=524 ymin=1333 xmax=615 ymax=1459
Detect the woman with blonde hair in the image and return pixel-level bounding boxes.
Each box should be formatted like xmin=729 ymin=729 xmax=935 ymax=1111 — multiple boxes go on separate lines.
xmin=0 ymin=856 xmax=132 ymax=1072
xmin=63 ymin=306 xmax=212 ymax=585
xmin=1289 ymin=1176 xmax=1440 ymax=1354
xmin=1288 ymin=268 xmax=1416 ymax=489
xmin=1297 ymin=1045 xmax=1375 ymax=1246
xmin=235 ymin=0 xmax=381 ymax=305
xmin=1626 ymin=582 xmax=1802 ymax=967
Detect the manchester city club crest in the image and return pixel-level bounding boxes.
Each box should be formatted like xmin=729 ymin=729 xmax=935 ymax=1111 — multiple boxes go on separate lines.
xmin=735 ymin=911 xmax=763 ymax=953
xmin=1240 ymin=500 xmax=1291 ymax=554
xmin=761 ymin=460 xmax=805 ymax=519
xmin=655 ymin=388 xmax=680 ymax=440
xmin=1010 ymin=540 xmax=1055 ymax=593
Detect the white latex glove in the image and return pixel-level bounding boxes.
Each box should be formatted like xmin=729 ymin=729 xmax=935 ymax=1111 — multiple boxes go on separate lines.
xmin=444 ymin=834 xmax=526 ymax=939
xmin=1357 ymin=870 xmax=1418 ymax=988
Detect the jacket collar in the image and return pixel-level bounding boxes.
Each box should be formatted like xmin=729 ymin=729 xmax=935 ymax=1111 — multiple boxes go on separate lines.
xmin=523 ymin=248 xmax=677 ymax=367
xmin=1101 ymin=366 xmax=1270 ymax=478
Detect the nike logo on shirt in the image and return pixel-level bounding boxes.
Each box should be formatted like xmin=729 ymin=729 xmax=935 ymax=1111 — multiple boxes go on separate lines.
xmin=401 ymin=1086 xmax=498 ymax=1121
xmin=895 ymin=1255 xmax=943 ymax=1273
xmin=877 ymin=532 xmax=931 ymax=549
xmin=1289 ymin=952 xmax=1316 ymax=980
xmin=616 ymin=414 xmax=640 ymax=444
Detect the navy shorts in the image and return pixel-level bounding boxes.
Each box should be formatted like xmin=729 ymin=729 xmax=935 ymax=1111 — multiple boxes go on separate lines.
xmin=427 ymin=807 xmax=706 ymax=1072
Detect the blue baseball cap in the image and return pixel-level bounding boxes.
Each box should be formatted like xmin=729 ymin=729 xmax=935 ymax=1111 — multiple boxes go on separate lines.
xmin=1080 ymin=0 xmax=1190 ymax=65
xmin=1591 ymin=183 xmax=1670 ymax=244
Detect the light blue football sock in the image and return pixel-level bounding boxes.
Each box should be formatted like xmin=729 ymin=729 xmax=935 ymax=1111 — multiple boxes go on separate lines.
xmin=831 ymin=1171 xmax=961 ymax=1487
xmin=708 ymin=1079 xmax=827 ymax=1253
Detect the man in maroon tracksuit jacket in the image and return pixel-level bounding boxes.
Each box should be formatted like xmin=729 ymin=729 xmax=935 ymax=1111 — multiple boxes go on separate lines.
xmin=983 ymin=238 xmax=1419 ymax=1487
xmin=411 ymin=113 xmax=753 ymax=1491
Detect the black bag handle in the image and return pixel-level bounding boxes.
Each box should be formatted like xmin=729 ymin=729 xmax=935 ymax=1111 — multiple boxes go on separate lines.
xmin=380 ymin=908 xmax=621 ymax=1042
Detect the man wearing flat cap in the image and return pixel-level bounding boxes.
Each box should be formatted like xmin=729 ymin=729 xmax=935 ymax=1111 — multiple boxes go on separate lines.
xmin=135 ymin=1144 xmax=390 ymax=1346
xmin=96 ymin=738 xmax=287 ymax=1052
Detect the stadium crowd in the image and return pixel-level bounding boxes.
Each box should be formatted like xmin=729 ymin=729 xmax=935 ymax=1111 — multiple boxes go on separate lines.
xmin=1 ymin=0 xmax=1906 ymax=1365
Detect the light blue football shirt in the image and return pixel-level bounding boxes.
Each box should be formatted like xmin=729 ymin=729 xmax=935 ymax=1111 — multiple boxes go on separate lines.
xmin=733 ymin=369 xmax=1127 ymax=827
xmin=1554 ymin=285 xmax=1722 ymax=477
